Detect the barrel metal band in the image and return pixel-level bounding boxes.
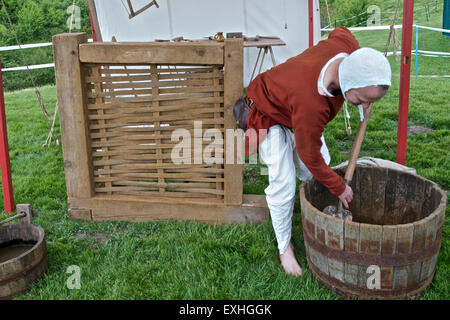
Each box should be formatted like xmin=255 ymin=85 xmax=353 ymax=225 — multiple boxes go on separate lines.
xmin=0 ymin=285 xmax=30 ymax=300
xmin=306 ymin=254 xmax=435 ymax=299
xmin=302 ymin=226 xmax=442 ymax=267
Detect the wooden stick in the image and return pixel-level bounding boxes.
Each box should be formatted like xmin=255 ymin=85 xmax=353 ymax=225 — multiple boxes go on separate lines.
xmin=129 ymin=0 xmax=159 ymax=19
xmin=345 ymin=105 xmax=373 ymax=182
xmin=337 ymin=105 xmax=372 ymax=216
xmin=127 ymin=0 xmax=135 ymax=17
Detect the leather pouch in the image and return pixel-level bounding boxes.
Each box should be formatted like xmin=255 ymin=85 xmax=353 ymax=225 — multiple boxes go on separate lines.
xmin=233 ymin=97 xmax=252 ymax=130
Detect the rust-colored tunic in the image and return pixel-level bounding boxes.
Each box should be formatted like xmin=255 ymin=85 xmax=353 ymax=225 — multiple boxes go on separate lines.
xmin=245 ymin=26 xmax=359 ymax=196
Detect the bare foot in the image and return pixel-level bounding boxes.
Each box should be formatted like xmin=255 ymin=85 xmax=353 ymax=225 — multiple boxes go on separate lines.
xmin=279 ymin=242 xmax=303 ymax=276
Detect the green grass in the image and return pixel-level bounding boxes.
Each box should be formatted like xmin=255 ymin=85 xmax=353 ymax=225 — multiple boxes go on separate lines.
xmin=0 ymin=2 xmax=448 ymax=300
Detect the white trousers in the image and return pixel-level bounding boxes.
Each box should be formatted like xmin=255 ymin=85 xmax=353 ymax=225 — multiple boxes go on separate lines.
xmin=258 ymin=125 xmax=331 ymax=254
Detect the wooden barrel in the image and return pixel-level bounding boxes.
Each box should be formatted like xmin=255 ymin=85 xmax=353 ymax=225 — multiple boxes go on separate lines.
xmin=0 ymin=222 xmax=48 ymax=299
xmin=300 ymin=166 xmax=447 ymax=299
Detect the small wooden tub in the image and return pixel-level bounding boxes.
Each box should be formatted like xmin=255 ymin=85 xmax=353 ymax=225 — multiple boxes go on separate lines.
xmin=0 ymin=222 xmax=48 ymax=299
xmin=300 ymin=166 xmax=447 ymax=299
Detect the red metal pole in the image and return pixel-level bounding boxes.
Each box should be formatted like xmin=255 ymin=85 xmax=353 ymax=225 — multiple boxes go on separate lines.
xmin=89 ymin=10 xmax=97 ymax=42
xmin=0 ymin=59 xmax=15 ymax=213
xmin=396 ymin=0 xmax=414 ymax=165
xmin=88 ymin=0 xmax=102 ymax=42
xmin=308 ymin=0 xmax=314 ymax=47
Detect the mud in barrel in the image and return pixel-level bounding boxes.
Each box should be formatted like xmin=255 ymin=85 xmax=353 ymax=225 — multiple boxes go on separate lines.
xmin=300 ymin=166 xmax=446 ymax=299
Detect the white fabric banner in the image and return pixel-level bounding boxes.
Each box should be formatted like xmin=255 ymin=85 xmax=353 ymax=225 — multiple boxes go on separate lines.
xmin=94 ymin=0 xmax=321 ymax=86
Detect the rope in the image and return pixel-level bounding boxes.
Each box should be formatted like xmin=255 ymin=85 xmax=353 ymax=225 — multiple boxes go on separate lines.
xmin=0 ymin=0 xmax=52 ymax=122
xmin=43 ymin=102 xmax=59 ymax=148
xmin=68 ymin=0 xmax=76 ymax=33
xmin=167 ymin=0 xmax=174 ymax=38
xmin=282 ymin=0 xmax=287 ymax=29
xmin=335 ymin=10 xmax=368 ymax=23
xmin=44 ymin=0 xmax=76 ymax=148
xmin=343 ymin=101 xmax=351 ymax=135
xmin=324 ymin=0 xmax=332 ymax=28
xmin=383 ymin=0 xmax=401 ymax=58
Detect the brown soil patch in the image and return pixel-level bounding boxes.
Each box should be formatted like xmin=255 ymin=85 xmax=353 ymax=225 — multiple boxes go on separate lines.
xmin=408 ymin=125 xmax=435 ymax=135
xmin=243 ymin=165 xmax=262 ymax=184
xmin=75 ymin=232 xmax=109 ymax=246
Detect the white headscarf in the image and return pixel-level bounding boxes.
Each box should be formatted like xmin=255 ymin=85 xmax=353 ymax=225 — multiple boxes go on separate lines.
xmin=338 ymin=47 xmax=392 ymax=101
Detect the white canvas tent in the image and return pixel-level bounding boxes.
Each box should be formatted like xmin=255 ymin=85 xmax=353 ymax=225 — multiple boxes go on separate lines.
xmin=93 ymin=0 xmax=321 ymax=86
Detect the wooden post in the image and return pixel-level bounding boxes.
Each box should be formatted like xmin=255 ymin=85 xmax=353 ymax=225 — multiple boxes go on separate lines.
xmin=396 ymin=0 xmax=414 ymax=165
xmin=308 ymin=0 xmax=314 ymax=47
xmin=52 ymin=33 xmax=94 ymax=200
xmin=127 ymin=0 xmax=135 ymax=17
xmin=224 ymin=39 xmax=243 ymax=205
xmin=0 ymin=59 xmax=15 ymax=213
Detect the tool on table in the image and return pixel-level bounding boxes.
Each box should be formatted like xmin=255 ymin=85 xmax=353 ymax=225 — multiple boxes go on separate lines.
xmin=214 ymin=32 xmax=225 ymax=42
xmin=323 ymin=104 xmax=373 ymax=221
xmin=256 ymin=35 xmax=280 ymax=40
xmin=226 ymin=32 xmax=243 ymax=39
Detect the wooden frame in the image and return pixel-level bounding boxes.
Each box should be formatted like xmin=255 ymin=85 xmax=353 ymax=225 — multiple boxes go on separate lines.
xmin=126 ymin=0 xmax=159 ymax=19
xmin=52 ymin=32 xmax=269 ymax=224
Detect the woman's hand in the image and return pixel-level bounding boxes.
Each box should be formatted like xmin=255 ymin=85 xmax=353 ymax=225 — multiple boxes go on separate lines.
xmin=338 ymin=184 xmax=353 ymax=209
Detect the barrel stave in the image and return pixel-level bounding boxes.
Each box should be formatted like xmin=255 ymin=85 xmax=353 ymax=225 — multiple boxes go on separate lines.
xmin=383 ymin=169 xmax=398 ymax=225
xmin=358 ymin=224 xmax=382 ymax=288
xmin=381 ymin=225 xmax=397 ymax=289
xmin=343 ymin=220 xmax=359 ymax=286
xmin=326 ymin=217 xmax=344 ymax=282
